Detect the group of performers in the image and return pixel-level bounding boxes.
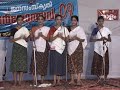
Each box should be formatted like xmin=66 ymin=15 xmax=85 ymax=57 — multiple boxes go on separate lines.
xmin=0 ymin=14 xmax=111 ymax=88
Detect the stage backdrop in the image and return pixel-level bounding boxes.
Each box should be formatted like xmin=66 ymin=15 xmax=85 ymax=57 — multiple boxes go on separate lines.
xmin=0 ymin=0 xmax=78 ymax=35
xmin=0 ymin=0 xmax=78 ymax=80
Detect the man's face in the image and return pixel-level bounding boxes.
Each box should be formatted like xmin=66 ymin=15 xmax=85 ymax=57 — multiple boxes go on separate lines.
xmin=97 ymin=19 xmax=104 ymax=27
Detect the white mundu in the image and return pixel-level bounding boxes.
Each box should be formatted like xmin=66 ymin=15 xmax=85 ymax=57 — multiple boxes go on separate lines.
xmin=94 ymin=27 xmax=112 ymax=57
xmin=68 ymin=26 xmax=87 ymax=55
xmin=34 ymin=26 xmax=50 ymax=52
xmin=14 ymin=26 xmax=30 ymax=48
xmin=50 ymin=26 xmax=69 ymax=54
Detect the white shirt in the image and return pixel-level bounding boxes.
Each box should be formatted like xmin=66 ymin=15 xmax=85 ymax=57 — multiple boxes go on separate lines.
xmin=68 ymin=26 xmax=87 ymax=55
xmin=14 ymin=26 xmax=30 ymax=48
xmin=50 ymin=26 xmax=69 ymax=54
xmin=94 ymin=27 xmax=112 ymax=57
xmin=34 ymin=26 xmax=50 ymax=52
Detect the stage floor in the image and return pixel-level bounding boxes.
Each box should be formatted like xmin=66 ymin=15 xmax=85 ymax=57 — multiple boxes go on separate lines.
xmin=2 ymin=79 xmax=120 ymax=90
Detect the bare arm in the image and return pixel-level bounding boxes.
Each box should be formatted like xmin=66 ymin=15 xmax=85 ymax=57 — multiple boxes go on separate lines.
xmin=24 ymin=35 xmax=30 ymax=42
xmin=69 ymin=36 xmax=85 ymax=42
xmin=41 ymin=34 xmax=49 ymax=41
xmin=104 ymin=34 xmax=111 ymax=42
xmin=49 ymin=34 xmax=59 ymax=42
xmin=76 ymin=37 xmax=85 ymax=42
xmin=89 ymin=36 xmax=103 ymax=42
xmin=9 ymin=37 xmax=21 ymax=43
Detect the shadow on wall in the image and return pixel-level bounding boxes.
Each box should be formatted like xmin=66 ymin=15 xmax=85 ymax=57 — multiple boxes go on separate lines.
xmin=84 ymin=23 xmax=96 ymax=79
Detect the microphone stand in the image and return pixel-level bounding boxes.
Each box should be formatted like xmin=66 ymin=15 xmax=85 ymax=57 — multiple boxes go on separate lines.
xmin=62 ymin=23 xmax=68 ymax=82
xmin=31 ymin=30 xmax=42 ymax=87
xmin=31 ymin=38 xmax=38 ymax=87
xmin=60 ymin=26 xmax=69 ymax=90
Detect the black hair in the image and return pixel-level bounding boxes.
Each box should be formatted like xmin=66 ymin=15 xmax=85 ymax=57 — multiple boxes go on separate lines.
xmin=16 ymin=15 xmax=23 ymax=20
xmin=37 ymin=15 xmax=45 ymax=20
xmin=71 ymin=15 xmax=79 ymax=21
xmin=97 ymin=16 xmax=104 ymax=21
xmin=55 ymin=14 xmax=62 ymax=19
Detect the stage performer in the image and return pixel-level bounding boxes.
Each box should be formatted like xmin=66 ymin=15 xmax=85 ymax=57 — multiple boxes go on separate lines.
xmin=30 ymin=15 xmax=50 ymax=84
xmin=9 ymin=15 xmax=30 ymax=86
xmin=90 ymin=16 xmax=112 ymax=80
xmin=67 ymin=15 xmax=87 ymax=86
xmin=48 ymin=14 xmax=69 ymax=86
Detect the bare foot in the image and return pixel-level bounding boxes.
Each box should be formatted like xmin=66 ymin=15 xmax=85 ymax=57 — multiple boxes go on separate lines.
xmin=12 ymin=83 xmax=17 ymax=87
xmin=18 ymin=82 xmax=22 ymax=86
xmin=0 ymin=82 xmax=4 ymax=89
xmin=57 ymin=82 xmax=62 ymax=86
xmin=69 ymin=81 xmax=75 ymax=85
xmin=76 ymin=81 xmax=82 ymax=86
xmin=41 ymin=80 xmax=44 ymax=84
xmin=52 ymin=82 xmax=57 ymax=87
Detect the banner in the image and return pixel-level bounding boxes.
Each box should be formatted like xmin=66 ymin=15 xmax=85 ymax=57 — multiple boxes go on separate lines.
xmin=0 ymin=0 xmax=78 ymax=37
xmin=97 ymin=9 xmax=119 ymax=21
